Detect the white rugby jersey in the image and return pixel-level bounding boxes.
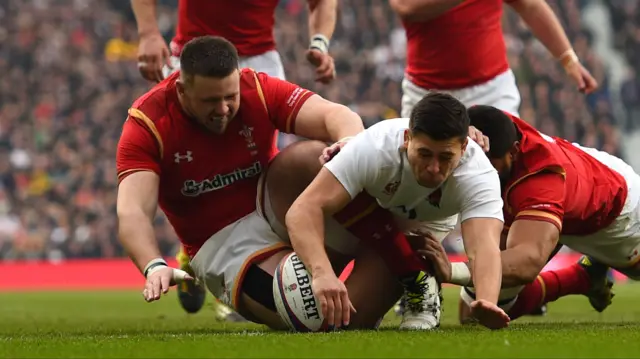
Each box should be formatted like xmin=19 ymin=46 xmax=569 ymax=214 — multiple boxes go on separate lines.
xmin=324 ymin=118 xmax=504 ymax=227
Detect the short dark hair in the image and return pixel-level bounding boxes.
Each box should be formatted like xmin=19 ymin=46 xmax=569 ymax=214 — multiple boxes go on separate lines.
xmin=409 ymin=92 xmax=469 ymax=142
xmin=180 ymin=36 xmax=239 ymax=80
xmin=467 ymin=105 xmax=518 ymax=159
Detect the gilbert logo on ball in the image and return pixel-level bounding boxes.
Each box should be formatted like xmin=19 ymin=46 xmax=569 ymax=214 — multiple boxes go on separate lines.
xmin=273 ymin=252 xmax=327 ymax=332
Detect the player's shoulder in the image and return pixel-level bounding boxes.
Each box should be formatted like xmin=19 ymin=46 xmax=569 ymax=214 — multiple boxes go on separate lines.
xmin=456 ymin=139 xmax=495 ymax=175
xmin=363 ymin=118 xmax=408 ymax=146
xmin=130 ymin=73 xmax=178 ymax=125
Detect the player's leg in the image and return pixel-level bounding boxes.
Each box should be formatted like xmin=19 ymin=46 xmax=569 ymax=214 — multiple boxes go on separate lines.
xmin=452 ymin=69 xmax=522 ymax=117
xmin=458 ymin=245 xmax=614 ymax=323
xmin=239 ymin=50 xmax=286 ymax=80
xmin=400 ymin=77 xmax=429 ymax=118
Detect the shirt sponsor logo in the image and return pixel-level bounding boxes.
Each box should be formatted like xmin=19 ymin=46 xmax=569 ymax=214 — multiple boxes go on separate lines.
xmin=181 ymin=161 xmax=262 ymax=197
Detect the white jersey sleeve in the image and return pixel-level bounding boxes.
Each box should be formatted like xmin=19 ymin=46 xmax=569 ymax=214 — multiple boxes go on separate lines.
xmin=323 ymin=131 xmax=381 ymax=199
xmin=457 ymin=167 xmax=504 ymax=223
xmin=457 ymin=143 xmax=504 ymax=222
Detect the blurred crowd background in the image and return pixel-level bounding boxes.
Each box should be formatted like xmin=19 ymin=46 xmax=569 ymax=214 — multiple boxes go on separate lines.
xmin=0 ymin=0 xmax=637 ymax=260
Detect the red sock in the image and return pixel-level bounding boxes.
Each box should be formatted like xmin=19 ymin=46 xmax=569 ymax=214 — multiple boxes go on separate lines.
xmin=333 ymin=193 xmax=427 ymax=276
xmin=508 ymin=263 xmax=591 ymax=320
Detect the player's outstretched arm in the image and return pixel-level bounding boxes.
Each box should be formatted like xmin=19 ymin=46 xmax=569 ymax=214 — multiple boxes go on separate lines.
xmin=294 ymin=95 xmax=365 ymax=143
xmin=285 ymin=168 xmax=355 ymax=328
xmin=508 ymin=0 xmax=597 ymax=93
xmin=117 ymin=171 xmax=162 ymax=273
xmin=460 ymin=218 xmax=503 ymax=304
xmin=389 ymin=0 xmax=464 ymax=22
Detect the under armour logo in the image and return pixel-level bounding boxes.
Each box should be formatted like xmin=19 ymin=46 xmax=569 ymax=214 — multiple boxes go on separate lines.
xmin=174 ymin=151 xmax=193 ymax=163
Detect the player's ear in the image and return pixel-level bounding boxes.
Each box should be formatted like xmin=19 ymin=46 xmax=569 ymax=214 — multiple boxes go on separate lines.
xmin=176 ymin=79 xmax=185 ymax=96
xmin=461 ymin=137 xmax=468 ymax=152
xmin=403 ymin=129 xmax=411 ymax=148
xmin=510 ymin=141 xmax=520 ymax=158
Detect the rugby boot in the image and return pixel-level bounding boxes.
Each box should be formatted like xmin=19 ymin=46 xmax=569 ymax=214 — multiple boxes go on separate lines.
xmin=577 ymin=255 xmax=615 ymax=312
xmin=398 ymin=271 xmax=442 ymax=330
xmin=176 ymin=245 xmax=206 ymax=314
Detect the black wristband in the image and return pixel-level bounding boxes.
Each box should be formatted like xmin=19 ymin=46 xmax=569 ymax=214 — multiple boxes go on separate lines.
xmin=144 ymin=262 xmax=168 ymax=278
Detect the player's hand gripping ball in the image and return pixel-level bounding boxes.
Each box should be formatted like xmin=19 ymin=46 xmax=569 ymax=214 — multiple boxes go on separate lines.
xmin=273 ymin=252 xmax=329 ymax=332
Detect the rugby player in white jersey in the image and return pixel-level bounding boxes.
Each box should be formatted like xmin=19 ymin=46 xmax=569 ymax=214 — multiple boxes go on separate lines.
xmin=285 ymin=93 xmax=509 ymax=330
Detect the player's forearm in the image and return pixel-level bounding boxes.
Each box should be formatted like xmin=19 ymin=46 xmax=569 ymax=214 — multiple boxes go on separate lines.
xmin=322 ymin=105 xmax=365 ymax=143
xmin=468 ymin=245 xmax=502 ymax=304
xmin=389 ymin=0 xmax=464 ymax=22
xmin=285 ymin=203 xmax=333 ymax=277
xmin=308 ymin=0 xmax=337 ymax=41
xmin=511 ymin=0 xmax=573 ymax=58
xmin=131 ymin=0 xmax=160 ymax=37
xmin=499 ymin=246 xmax=547 ymax=287
xmin=118 ymin=211 xmax=162 ymax=274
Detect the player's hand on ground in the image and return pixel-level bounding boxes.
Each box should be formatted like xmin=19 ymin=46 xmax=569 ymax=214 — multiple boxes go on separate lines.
xmin=468 ymin=126 xmax=490 ymax=153
xmin=137 ymin=32 xmax=172 ymax=83
xmin=470 ymin=299 xmax=510 ymax=330
xmin=312 ymin=272 xmax=356 ymax=329
xmin=565 ymin=62 xmax=598 ymax=94
xmin=306 ymin=49 xmax=336 ymax=84
xmin=142 ymin=266 xmax=194 ymax=302
xmin=414 ymin=232 xmax=452 ymax=283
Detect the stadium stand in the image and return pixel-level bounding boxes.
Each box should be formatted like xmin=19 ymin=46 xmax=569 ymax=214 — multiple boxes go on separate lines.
xmin=0 ymin=0 xmax=630 ymax=260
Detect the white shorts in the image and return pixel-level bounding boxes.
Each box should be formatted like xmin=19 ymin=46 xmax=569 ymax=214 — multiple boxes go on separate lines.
xmin=189 ymin=175 xmax=361 ymax=311
xmin=163 ymin=49 xmax=286 ymax=80
xmin=559 ymin=146 xmax=640 ymax=275
xmin=400 ymin=69 xmax=521 ymax=118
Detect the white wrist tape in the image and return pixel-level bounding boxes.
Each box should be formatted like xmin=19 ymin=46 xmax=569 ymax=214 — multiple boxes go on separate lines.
xmin=310 ymin=34 xmax=330 ymax=54
xmin=450 ymin=262 xmax=472 ymax=286
xmin=143 ymin=258 xmax=168 ymax=278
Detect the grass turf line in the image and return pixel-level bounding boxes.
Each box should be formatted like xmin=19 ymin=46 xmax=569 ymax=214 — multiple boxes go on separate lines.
xmin=2 ymin=285 xmax=640 ymax=358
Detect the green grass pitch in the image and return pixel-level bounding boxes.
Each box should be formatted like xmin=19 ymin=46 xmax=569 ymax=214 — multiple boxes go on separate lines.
xmin=3 ymin=284 xmax=640 ymax=358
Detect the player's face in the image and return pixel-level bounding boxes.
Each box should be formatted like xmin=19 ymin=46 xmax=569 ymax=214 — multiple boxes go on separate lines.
xmin=404 ymin=130 xmax=467 ymax=188
xmin=179 ymin=70 xmax=241 ymax=134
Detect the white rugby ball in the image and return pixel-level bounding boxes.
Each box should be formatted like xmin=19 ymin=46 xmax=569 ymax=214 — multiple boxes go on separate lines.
xmin=273 ymin=252 xmax=327 ymax=332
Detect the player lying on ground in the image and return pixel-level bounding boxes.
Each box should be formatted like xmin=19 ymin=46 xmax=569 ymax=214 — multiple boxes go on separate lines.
xmin=417 ymin=105 xmax=639 ymax=323
xmin=285 ymin=93 xmax=510 ymax=330
xmin=116 ymin=35 xmax=369 ymax=325
xmin=132 ymin=0 xmax=339 ymax=320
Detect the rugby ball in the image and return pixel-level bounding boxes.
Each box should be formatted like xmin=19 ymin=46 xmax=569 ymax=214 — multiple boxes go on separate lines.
xmin=273 ymin=252 xmax=327 ymax=332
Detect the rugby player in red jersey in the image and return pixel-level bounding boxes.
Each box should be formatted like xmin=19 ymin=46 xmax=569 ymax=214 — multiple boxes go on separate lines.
xmin=132 ymin=0 xmax=336 ymax=84
xmin=420 ymin=106 xmax=633 ymax=324
xmin=389 ymin=0 xmax=600 ymax=323
xmin=131 ymin=0 xmax=337 ymax=317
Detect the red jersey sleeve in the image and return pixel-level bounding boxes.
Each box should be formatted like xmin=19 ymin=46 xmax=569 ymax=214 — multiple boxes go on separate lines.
xmin=116 ymin=115 xmax=162 ymax=183
xmin=255 ymin=72 xmax=315 ymax=134
xmin=507 ymin=171 xmax=565 ymax=231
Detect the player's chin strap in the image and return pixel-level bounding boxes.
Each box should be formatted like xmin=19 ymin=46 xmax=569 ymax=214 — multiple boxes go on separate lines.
xmin=143 ymin=258 xmax=192 ymax=283
xmin=310 ymin=34 xmax=330 ymax=54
